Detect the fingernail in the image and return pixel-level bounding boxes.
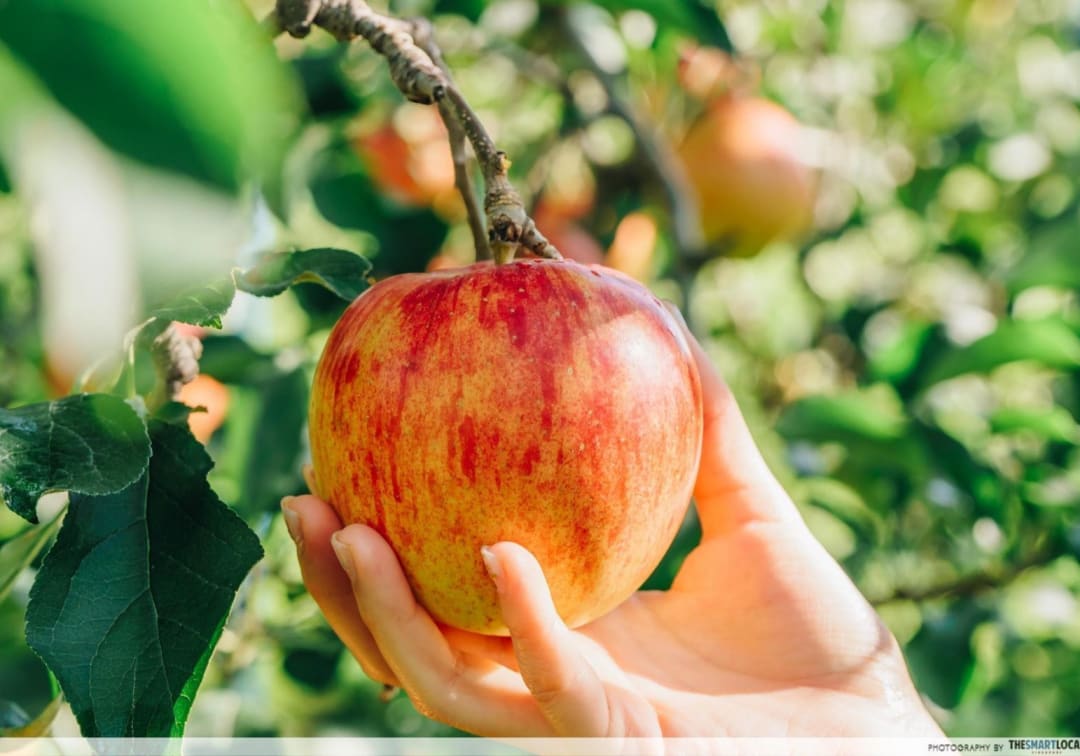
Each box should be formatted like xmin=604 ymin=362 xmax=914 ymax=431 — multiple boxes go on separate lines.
xmin=281 ymin=497 xmax=302 ymax=546
xmin=480 ymin=545 xmax=500 ymax=583
xmin=331 ymin=531 xmax=357 ymax=582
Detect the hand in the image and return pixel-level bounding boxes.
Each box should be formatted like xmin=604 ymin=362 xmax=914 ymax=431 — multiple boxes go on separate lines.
xmin=282 ymin=326 xmax=943 ymax=738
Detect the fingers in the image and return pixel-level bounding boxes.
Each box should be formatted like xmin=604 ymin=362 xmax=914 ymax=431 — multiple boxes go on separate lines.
xmin=332 ymin=525 xmax=551 ymax=736
xmin=281 ymin=496 xmax=400 ymax=686
xmin=484 ymin=542 xmax=611 ymax=736
xmin=668 ymin=306 xmax=800 ymax=535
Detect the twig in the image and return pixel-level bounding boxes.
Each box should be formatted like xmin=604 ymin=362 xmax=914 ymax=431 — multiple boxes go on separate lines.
xmin=560 ymin=9 xmax=705 ymax=262
xmin=146 ymin=324 xmax=201 ymax=412
xmin=408 ymin=18 xmax=490 ymax=262
xmin=266 ymin=0 xmax=560 ymax=264
xmin=870 ymin=542 xmax=1060 ymax=606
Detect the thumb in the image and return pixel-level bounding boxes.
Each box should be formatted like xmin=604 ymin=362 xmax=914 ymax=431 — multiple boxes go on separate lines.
xmin=668 ymin=305 xmax=799 ymax=536
xmin=482 ymin=542 xmax=610 ymax=736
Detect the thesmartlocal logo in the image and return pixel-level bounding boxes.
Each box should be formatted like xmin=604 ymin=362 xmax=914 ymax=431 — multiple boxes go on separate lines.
xmin=1008 ymin=739 xmax=1080 ymax=754
xmin=929 ymin=740 xmax=1080 ymax=755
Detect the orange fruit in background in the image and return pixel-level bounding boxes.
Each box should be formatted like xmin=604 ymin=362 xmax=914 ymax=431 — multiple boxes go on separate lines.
xmin=179 ymin=374 xmax=230 ymax=444
xmin=605 ymin=212 xmax=658 ymax=282
xmin=678 ymin=95 xmax=816 ymax=256
xmin=532 ymin=200 xmax=605 ymax=266
xmin=353 ymin=108 xmax=457 ymax=213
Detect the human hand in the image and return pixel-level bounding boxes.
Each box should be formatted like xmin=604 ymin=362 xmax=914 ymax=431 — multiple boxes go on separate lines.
xmin=282 ymin=324 xmax=943 ymax=738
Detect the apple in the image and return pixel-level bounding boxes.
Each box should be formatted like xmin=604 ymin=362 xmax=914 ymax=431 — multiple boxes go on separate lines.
xmin=179 ymin=374 xmax=230 ymax=444
xmin=309 ymin=259 xmax=703 ymax=634
xmin=679 ymin=95 xmax=816 ymax=256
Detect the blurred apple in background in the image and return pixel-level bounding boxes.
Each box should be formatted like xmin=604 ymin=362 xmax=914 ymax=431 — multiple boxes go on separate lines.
xmin=676 ymin=47 xmax=817 ymax=257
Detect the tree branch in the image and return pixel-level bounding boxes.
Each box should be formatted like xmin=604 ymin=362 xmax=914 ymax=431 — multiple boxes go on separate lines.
xmin=560 ymin=9 xmax=705 ymax=262
xmin=870 ymin=542 xmax=1061 ymax=606
xmin=408 ymin=18 xmax=490 ymax=262
xmin=266 ymin=0 xmax=560 ymax=265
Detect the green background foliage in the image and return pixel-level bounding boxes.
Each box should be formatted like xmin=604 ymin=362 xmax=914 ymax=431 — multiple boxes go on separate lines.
xmin=1 ymin=0 xmax=1079 ymax=741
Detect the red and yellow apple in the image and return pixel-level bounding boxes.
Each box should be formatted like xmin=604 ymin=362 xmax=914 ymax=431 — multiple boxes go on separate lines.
xmin=309 ymin=260 xmax=702 ymax=634
xmin=679 ymin=95 xmax=816 ymax=256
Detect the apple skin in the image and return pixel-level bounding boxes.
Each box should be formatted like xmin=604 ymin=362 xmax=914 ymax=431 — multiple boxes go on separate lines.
xmin=309 ymin=259 xmax=703 ymax=635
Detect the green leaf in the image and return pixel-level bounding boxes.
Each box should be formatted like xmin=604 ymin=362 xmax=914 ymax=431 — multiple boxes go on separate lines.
xmin=546 ymin=0 xmax=732 ymax=50
xmin=922 ymin=319 xmax=1080 ymax=387
xmin=240 ymin=368 xmax=309 ymax=515
xmin=776 ymin=385 xmax=909 ymax=443
xmin=0 ymin=511 xmax=63 ymax=604
xmin=867 ymin=318 xmax=935 ymax=382
xmin=236 ymin=249 xmax=372 ymax=302
xmin=0 ymin=0 xmax=299 ymax=191
xmin=0 ymin=395 xmax=151 ymax=523
xmin=149 ymin=278 xmax=237 ymax=329
xmin=1006 ymin=222 xmax=1080 ymax=293
xmin=990 ymin=407 xmax=1080 ymax=444
xmin=904 ymin=602 xmax=988 ymax=709
xmin=25 ymin=420 xmax=262 ymax=738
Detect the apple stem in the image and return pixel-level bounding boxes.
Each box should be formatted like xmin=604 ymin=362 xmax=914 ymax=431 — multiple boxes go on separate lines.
xmin=265 ymin=0 xmax=564 ymax=265
xmin=146 ymin=323 xmax=202 ymax=413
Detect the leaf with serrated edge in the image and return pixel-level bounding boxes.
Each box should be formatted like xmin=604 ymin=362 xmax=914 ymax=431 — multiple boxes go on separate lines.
xmin=150 ymin=278 xmax=237 ymax=329
xmin=25 ymin=421 xmax=262 ymax=737
xmin=0 ymin=395 xmax=150 ymax=523
xmin=236 ymin=248 xmax=372 ymax=301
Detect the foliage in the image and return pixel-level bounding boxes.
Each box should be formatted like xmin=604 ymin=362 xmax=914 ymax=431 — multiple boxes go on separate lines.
xmin=0 ymin=0 xmax=1078 ymax=742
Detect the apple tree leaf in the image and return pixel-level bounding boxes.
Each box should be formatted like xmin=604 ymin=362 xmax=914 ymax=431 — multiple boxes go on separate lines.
xmin=235 ymin=248 xmax=372 ymax=302
xmin=149 ymin=278 xmax=237 ymax=330
xmin=24 ymin=420 xmax=262 ymax=737
xmin=776 ymin=385 xmax=909 ymax=443
xmin=0 ymin=0 xmax=299 ymax=191
xmin=0 ymin=394 xmax=150 ymax=523
xmin=922 ymin=318 xmax=1080 ymax=387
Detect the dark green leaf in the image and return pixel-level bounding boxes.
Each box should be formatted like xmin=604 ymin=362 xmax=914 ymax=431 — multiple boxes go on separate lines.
xmin=0 ymin=158 xmax=9 ymax=194
xmin=0 ymin=511 xmax=62 ymax=603
xmin=1006 ymin=223 xmax=1080 ymax=293
xmin=309 ymin=169 xmax=449 ymax=273
xmin=0 ymin=395 xmax=150 ymax=522
xmin=149 ymin=279 xmax=237 ymax=329
xmin=990 ymin=407 xmax=1080 ymax=444
xmin=904 ymin=602 xmax=987 ymax=709
xmin=236 ymin=249 xmax=372 ymax=302
xmin=922 ymin=319 xmax=1080 ymax=387
xmin=545 ymin=0 xmax=731 ymax=50
xmin=198 ymin=336 xmax=278 ymax=385
xmin=25 ymin=421 xmax=262 ymax=737
xmin=153 ymin=401 xmax=195 ymax=428
xmin=240 ymin=369 xmax=308 ymax=515
xmin=776 ymin=386 xmax=909 ymax=443
xmin=292 ymin=48 xmax=364 ymax=118
xmin=0 ymin=0 xmax=299 ymax=190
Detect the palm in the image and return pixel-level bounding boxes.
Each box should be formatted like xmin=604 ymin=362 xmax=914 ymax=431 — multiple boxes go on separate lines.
xmin=556 ymin=516 xmax=922 ymax=736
